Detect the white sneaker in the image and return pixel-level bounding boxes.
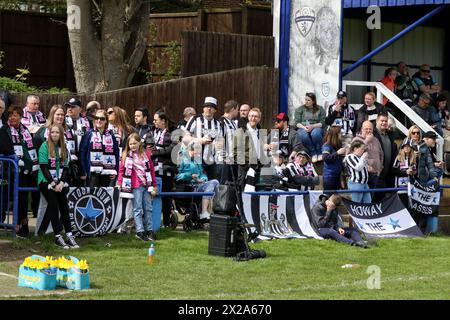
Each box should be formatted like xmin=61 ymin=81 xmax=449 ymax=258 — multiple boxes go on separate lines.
xmin=199 ymin=212 xmax=211 ymax=220
xmin=317 ymin=154 xmax=323 ymax=162
xmin=312 ymin=155 xmax=318 ymax=163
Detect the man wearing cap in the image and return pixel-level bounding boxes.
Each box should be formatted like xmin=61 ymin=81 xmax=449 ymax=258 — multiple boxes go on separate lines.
xmin=325 ymin=91 xmax=356 ymax=147
xmin=185 ymin=96 xmax=224 ymax=179
xmin=417 ymin=131 xmax=443 ymax=184
xmin=65 ymin=97 xmax=90 ymax=187
xmin=21 ymin=94 xmax=46 ymax=134
xmin=412 ymin=64 xmax=441 ymax=99
xmin=266 ymin=112 xmax=303 ymax=162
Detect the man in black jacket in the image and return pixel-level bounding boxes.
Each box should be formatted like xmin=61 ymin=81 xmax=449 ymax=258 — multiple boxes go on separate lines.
xmin=373 ymin=112 xmax=398 ymax=202
xmin=311 ymin=194 xmax=367 ymax=247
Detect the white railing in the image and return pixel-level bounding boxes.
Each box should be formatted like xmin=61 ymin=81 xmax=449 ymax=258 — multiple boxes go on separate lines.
xmin=342 ymin=80 xmax=444 ymax=160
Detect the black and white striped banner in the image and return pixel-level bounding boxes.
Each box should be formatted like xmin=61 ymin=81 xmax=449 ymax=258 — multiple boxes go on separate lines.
xmin=241 ymin=168 xmax=322 ymax=240
xmin=342 ymin=194 xmax=423 ymax=239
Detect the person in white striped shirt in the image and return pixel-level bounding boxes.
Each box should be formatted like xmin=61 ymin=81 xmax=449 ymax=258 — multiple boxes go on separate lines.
xmin=343 ymin=140 xmax=371 ymax=203
xmin=218 ymin=100 xmax=239 ymax=183
xmin=185 ymin=96 xmax=224 ymax=180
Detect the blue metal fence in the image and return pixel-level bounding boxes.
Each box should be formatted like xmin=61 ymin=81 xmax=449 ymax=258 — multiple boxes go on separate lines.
xmin=0 ymin=155 xmax=20 ymax=237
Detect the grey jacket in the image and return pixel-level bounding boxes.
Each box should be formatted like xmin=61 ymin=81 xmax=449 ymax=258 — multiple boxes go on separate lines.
xmin=417 ymin=143 xmax=443 ymax=183
xmin=311 ymin=196 xmax=344 ymax=231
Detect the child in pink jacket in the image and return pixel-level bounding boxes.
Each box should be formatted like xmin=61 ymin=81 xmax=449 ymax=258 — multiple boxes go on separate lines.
xmin=117 ymin=133 xmax=157 ymax=241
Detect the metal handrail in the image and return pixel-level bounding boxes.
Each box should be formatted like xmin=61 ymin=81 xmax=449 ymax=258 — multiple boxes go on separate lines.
xmin=342 ymin=80 xmax=444 ymax=160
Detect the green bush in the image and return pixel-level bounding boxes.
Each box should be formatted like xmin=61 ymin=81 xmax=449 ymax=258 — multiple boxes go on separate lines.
xmin=0 ymin=51 xmax=72 ymax=94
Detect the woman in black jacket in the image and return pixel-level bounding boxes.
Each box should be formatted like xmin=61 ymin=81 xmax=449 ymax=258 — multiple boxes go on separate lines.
xmin=145 ymin=108 xmax=176 ymax=228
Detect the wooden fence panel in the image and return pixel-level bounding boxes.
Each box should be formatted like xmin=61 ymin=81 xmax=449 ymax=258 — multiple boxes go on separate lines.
xmin=181 ymin=31 xmax=274 ymax=78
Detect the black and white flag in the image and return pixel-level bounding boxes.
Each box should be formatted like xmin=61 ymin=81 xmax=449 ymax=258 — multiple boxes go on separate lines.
xmin=342 ymin=194 xmax=423 ymax=239
xmin=241 ymin=168 xmax=322 ymax=240
xmin=408 ymin=177 xmax=440 ymax=217
xmin=36 ymin=187 xmax=130 ymax=237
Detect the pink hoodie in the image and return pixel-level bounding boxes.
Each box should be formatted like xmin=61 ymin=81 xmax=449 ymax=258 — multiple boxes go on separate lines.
xmin=117 ymin=149 xmax=157 ymax=189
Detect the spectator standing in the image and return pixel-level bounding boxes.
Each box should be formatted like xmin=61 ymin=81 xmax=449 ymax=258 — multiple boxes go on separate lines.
xmin=185 ymin=97 xmax=224 ymax=180
xmin=218 ymin=100 xmax=239 ymax=184
xmin=145 ymin=108 xmax=176 ymax=228
xmin=392 ymin=139 xmax=417 ymax=208
xmin=0 ymin=98 xmax=6 ymax=128
xmin=325 ymin=91 xmax=356 ymax=147
xmin=21 ymin=95 xmax=46 ymax=135
xmin=85 ymin=101 xmax=101 ymax=128
xmin=294 ymin=92 xmax=326 ymax=163
xmin=116 ymin=133 xmax=157 ymax=241
xmin=355 ymin=92 xmax=385 ymax=133
xmin=237 ymin=103 xmax=251 ymax=129
xmin=177 ymin=106 xmax=196 ymax=130
xmin=351 ymin=121 xmax=384 ymax=190
xmin=415 ymin=131 xmax=444 ymax=233
xmin=322 ymin=126 xmax=347 ymax=192
xmin=134 ymin=107 xmax=151 ymax=140
xmin=107 ymin=106 xmax=136 ymax=153
xmin=373 ymin=113 xmax=398 ymax=202
xmin=0 ymin=106 xmax=40 ymax=238
xmin=80 ymin=109 xmax=120 ymax=187
xmin=37 ymin=123 xmax=79 ymax=249
xmin=269 ymin=112 xmax=303 ymax=162
xmin=343 ymin=140 xmax=371 ymax=203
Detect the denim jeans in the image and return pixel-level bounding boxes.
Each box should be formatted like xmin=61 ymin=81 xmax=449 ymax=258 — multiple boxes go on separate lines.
xmin=297 ymin=128 xmax=324 ymax=156
xmin=348 ymin=181 xmax=371 ymax=203
xmin=194 ymin=179 xmax=219 ymax=200
xmin=318 ymin=227 xmax=363 ymax=244
xmin=132 ymin=186 xmax=153 ymax=233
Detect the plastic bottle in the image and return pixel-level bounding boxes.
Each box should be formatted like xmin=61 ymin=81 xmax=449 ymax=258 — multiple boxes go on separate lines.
xmin=341 ymin=264 xmax=360 ymax=269
xmin=147 ymin=243 xmax=155 ymax=265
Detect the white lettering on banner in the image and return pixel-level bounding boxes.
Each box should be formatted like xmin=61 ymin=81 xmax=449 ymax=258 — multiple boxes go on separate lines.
xmin=409 ymin=202 xmax=433 ymax=215
xmin=351 ymin=209 xmax=416 ymax=234
xmin=349 ymin=203 xmax=383 ymax=217
xmin=409 ymin=188 xmax=440 ymax=206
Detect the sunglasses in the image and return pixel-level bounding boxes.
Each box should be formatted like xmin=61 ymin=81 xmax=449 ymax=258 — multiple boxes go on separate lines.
xmin=412 ymin=131 xmax=420 ymax=135
xmin=94 ymin=116 xmax=106 ymax=121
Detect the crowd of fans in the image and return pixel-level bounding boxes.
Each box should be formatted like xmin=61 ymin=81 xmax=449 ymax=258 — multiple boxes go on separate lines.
xmin=0 ymin=63 xmax=447 ymax=247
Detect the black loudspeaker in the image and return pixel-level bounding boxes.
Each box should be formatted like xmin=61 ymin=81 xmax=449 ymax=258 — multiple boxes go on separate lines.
xmin=208 ymin=214 xmax=238 ymax=257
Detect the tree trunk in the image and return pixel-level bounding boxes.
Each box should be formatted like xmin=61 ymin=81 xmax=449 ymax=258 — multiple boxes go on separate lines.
xmin=67 ymin=0 xmax=150 ymax=94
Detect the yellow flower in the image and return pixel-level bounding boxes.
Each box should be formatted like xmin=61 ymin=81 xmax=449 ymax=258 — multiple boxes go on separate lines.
xmin=57 ymin=256 xmax=74 ymax=269
xmin=75 ymin=260 xmax=89 ymax=270
xmin=45 ymin=256 xmax=59 ymax=268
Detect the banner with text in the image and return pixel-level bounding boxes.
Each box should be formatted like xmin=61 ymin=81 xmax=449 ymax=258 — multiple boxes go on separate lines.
xmin=408 ymin=177 xmax=440 ymax=217
xmin=342 ymin=194 xmax=423 ymax=239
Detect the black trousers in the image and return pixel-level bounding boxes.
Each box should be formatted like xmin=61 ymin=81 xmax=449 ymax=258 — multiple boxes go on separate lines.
xmin=157 ymin=167 xmax=174 ymax=227
xmin=38 ymin=183 xmax=71 ymax=236
xmin=88 ymin=173 xmax=114 ymax=188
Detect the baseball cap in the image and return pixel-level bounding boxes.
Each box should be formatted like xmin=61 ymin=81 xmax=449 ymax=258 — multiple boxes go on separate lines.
xmin=64 ymin=97 xmax=82 ymax=108
xmin=296 ymin=150 xmax=311 ymax=159
xmin=203 ymin=96 xmax=218 ymax=108
xmin=401 ymin=139 xmax=413 ymax=148
xmin=275 ymin=112 xmax=289 ymax=122
xmin=423 ymin=131 xmax=438 ymax=139
xmin=336 ymin=90 xmax=347 ymax=98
